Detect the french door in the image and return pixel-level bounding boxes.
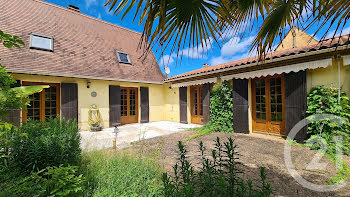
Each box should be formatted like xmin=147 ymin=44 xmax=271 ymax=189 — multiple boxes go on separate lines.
xmin=252 ymin=75 xmax=285 ymax=135
xmin=120 ymin=87 xmax=138 ymax=124
xmin=190 ymin=85 xmax=203 ymax=124
xmin=22 ymin=82 xmax=60 ymax=122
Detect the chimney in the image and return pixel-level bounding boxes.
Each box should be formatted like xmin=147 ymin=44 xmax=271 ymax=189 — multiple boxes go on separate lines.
xmin=67 ymin=5 xmax=81 ymax=12
xmin=203 ymin=63 xmax=210 ymax=68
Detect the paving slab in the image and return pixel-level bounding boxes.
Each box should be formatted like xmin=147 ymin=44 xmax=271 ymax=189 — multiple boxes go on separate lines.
xmin=79 ymin=121 xmax=201 ymax=152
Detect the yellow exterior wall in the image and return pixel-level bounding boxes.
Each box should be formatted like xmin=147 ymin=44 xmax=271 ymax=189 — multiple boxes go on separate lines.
xmin=11 ymin=74 xmax=168 ymax=130
xmin=163 ymin=84 xmax=180 ymax=122
xmin=275 ymin=28 xmax=318 ymax=52
xmin=306 ymin=58 xmax=350 ymax=95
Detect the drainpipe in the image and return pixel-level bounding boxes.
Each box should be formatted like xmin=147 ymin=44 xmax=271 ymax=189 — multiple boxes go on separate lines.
xmin=292 ymin=26 xmax=296 ymax=48
xmin=336 ymin=55 xmax=342 ymax=104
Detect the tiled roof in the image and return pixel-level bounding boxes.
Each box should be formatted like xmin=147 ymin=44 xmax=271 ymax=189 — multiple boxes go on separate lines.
xmin=165 ymin=34 xmax=350 ymax=81
xmin=0 ymin=0 xmax=165 ymax=83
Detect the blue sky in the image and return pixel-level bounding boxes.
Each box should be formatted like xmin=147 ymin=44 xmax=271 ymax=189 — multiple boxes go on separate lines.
xmin=44 ymin=0 xmax=350 ymax=77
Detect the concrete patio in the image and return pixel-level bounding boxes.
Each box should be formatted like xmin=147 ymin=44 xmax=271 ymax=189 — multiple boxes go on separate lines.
xmin=79 ymin=121 xmax=201 ymax=151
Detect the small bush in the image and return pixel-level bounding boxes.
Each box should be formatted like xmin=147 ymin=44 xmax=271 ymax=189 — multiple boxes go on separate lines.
xmin=31 ymin=165 xmax=85 ymax=197
xmin=163 ymin=137 xmax=271 ymax=196
xmin=9 ymin=117 xmax=81 ymax=173
xmin=306 ymin=85 xmax=350 ymax=155
xmin=81 ymin=150 xmax=164 ymax=196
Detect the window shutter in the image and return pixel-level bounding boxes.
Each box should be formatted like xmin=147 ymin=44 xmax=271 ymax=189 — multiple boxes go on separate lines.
xmin=61 ymin=83 xmax=78 ymax=121
xmin=2 ymin=80 xmax=21 ymax=126
xmin=179 ymin=87 xmax=187 ymax=124
xmin=201 ymin=83 xmax=210 ymax=124
xmin=109 ymin=85 xmax=121 ymax=126
xmin=233 ymin=79 xmax=249 ymax=133
xmin=285 ymin=71 xmax=307 ymax=142
xmin=140 ymin=87 xmax=149 ymax=123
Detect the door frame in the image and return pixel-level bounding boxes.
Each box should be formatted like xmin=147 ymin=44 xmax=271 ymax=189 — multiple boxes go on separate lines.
xmin=190 ymin=85 xmax=203 ymax=125
xmin=252 ymin=74 xmax=286 ymax=135
xmin=120 ymin=87 xmax=139 ymax=125
xmin=22 ymin=81 xmax=61 ymax=122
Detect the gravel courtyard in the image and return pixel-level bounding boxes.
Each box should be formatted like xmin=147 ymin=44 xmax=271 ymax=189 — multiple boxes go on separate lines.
xmin=128 ymin=131 xmax=350 ymax=197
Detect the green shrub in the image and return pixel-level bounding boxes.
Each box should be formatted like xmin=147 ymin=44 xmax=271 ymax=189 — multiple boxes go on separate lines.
xmin=163 ymin=137 xmax=271 ymax=196
xmin=81 ymin=150 xmax=164 ymax=196
xmin=0 ymin=165 xmax=84 ymax=197
xmin=9 ymin=117 xmax=81 ymax=173
xmin=31 ymin=165 xmax=85 ymax=197
xmin=306 ymin=85 xmax=350 ymax=155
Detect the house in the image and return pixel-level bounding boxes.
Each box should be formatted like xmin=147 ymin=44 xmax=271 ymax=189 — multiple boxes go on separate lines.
xmin=0 ymin=0 xmax=168 ymax=130
xmin=1 ymin=0 xmax=349 ymax=141
xmin=165 ymin=28 xmax=350 ymax=141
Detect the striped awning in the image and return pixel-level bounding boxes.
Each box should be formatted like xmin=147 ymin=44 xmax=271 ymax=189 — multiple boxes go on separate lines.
xmin=171 ymin=77 xmax=217 ymax=88
xmin=222 ymin=58 xmax=332 ymax=80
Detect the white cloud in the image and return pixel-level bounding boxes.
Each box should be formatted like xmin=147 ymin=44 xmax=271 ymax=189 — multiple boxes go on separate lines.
xmin=160 ymin=54 xmax=175 ymax=66
xmin=97 ymin=13 xmax=102 ymax=19
xmin=221 ymin=36 xmax=255 ymax=57
xmin=209 ymin=36 xmax=257 ymax=66
xmin=326 ymin=26 xmax=350 ymax=38
xmin=85 ymin=0 xmax=98 ymax=8
xmin=180 ymin=37 xmax=214 ymax=58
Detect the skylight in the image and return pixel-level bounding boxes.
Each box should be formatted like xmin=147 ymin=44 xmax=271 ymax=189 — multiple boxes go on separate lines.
xmin=116 ymin=51 xmax=131 ymax=64
xmin=30 ymin=33 xmax=53 ymax=51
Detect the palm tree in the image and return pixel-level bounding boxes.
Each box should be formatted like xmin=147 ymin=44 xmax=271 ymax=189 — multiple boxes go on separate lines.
xmin=105 ymin=0 xmax=350 ymax=58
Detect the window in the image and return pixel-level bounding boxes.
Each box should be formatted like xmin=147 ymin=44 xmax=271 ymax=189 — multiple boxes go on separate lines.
xmin=30 ymin=33 xmax=53 ymax=51
xmin=116 ymin=51 xmax=131 ymax=64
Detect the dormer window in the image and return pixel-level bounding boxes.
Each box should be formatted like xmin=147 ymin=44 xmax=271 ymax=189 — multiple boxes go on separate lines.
xmin=30 ymin=33 xmax=53 ymax=52
xmin=116 ymin=51 xmax=131 ymax=64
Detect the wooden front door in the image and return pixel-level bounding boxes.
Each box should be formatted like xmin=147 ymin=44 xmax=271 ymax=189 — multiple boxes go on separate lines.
xmin=190 ymin=85 xmax=203 ymax=125
xmin=22 ymin=82 xmax=60 ymax=122
xmin=252 ymin=74 xmax=285 ymax=135
xmin=120 ymin=87 xmax=138 ymax=125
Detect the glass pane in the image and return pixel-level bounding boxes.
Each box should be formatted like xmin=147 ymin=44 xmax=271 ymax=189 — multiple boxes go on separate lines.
xmin=277 ymin=113 xmax=283 ymax=121
xmin=277 ymin=86 xmax=281 ymax=94
xmin=256 ymin=104 xmax=261 ymax=112
xmin=277 ymin=95 xmax=282 ymax=103
xmin=261 ymin=87 xmax=265 ymax=95
xmin=277 ymin=104 xmax=282 ymax=112
xmin=261 ymin=104 xmax=266 ymax=112
xmin=271 ymin=113 xmax=276 ymax=121
xmin=271 ymin=78 xmax=275 ymax=86
xmin=261 ymin=113 xmax=266 ymax=120
xmin=118 ymin=52 xmax=129 ymax=63
xmin=31 ymin=35 xmax=53 ymax=50
xmin=271 ymin=104 xmax=276 ymax=113
xmin=276 ymin=78 xmax=281 ymax=85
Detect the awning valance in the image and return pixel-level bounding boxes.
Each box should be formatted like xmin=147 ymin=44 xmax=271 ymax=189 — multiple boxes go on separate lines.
xmin=222 ymin=58 xmax=332 ymax=81
xmin=344 ymin=55 xmax=350 ymax=66
xmin=171 ymin=77 xmax=217 ymax=88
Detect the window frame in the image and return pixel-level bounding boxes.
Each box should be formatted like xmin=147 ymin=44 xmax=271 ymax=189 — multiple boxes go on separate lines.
xmin=116 ymin=51 xmax=132 ymax=64
xmin=30 ymin=33 xmax=54 ymax=52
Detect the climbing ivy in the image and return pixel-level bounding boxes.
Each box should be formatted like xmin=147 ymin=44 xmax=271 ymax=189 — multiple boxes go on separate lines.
xmin=206 ymin=82 xmax=234 ymax=133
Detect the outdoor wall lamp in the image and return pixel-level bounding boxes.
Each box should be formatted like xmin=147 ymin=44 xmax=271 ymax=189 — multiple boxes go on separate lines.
xmin=87 ymin=81 xmax=91 ymax=88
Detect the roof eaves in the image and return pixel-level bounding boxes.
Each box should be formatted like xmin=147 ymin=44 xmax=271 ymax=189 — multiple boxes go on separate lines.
xmin=165 ymin=45 xmax=349 ymax=82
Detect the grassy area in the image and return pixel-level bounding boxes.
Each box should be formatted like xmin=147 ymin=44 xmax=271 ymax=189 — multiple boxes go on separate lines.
xmin=81 ymin=150 xmax=164 ymax=196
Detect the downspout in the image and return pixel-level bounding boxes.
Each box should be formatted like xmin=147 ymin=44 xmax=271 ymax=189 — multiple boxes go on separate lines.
xmin=336 ymin=55 xmax=342 ymax=103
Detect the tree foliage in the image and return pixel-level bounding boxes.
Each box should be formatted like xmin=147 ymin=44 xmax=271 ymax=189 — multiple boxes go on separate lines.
xmin=0 ymin=31 xmax=48 ymax=121
xmin=105 ymin=0 xmax=350 ymax=59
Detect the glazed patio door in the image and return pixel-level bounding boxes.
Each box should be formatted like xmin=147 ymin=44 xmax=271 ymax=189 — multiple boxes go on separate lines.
xmin=252 ymin=75 xmax=285 ymax=135
xmin=22 ymin=82 xmax=60 ymax=122
xmin=120 ymin=87 xmax=138 ymax=124
xmin=190 ymin=85 xmax=203 ymax=124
